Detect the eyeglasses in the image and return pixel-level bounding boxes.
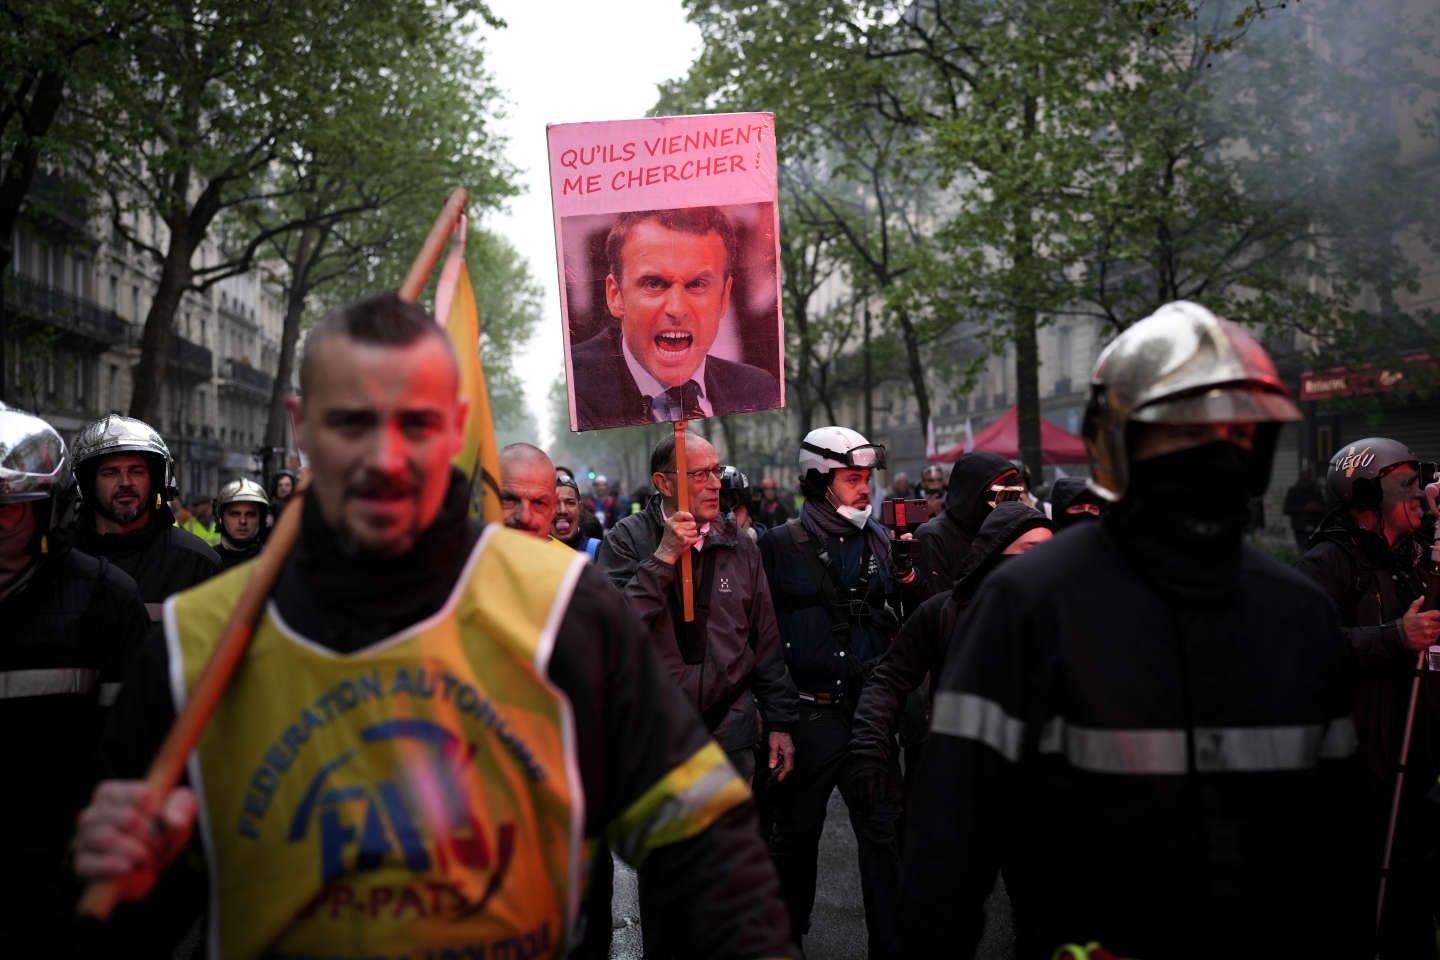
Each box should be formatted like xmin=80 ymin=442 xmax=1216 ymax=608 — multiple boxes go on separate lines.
xmin=665 ymin=467 xmax=723 ymax=483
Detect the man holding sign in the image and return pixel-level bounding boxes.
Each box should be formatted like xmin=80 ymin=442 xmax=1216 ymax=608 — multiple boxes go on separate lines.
xmin=571 ymin=206 xmax=780 ymax=429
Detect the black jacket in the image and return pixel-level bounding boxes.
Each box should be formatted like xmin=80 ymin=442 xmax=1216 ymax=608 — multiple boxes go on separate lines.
xmin=851 ymin=503 xmax=1050 ymax=762
xmin=96 ymin=478 xmax=795 ymax=959
xmin=899 ymin=519 xmax=1367 ymax=958
xmin=1295 ymin=511 xmax=1435 ymax=792
xmin=598 ymin=496 xmax=797 ymax=752
xmin=913 ymin=451 xmax=1016 ymax=595
xmin=0 ymin=545 xmax=148 ymax=951
xmin=73 ymin=503 xmax=219 ymax=614
xmin=759 ymin=513 xmax=921 ymax=699
xmin=215 ymin=538 xmax=263 ymax=572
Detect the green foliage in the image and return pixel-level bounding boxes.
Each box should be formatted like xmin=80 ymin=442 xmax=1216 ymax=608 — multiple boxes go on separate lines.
xmin=36 ymin=0 xmax=519 ymax=419
xmin=664 ymin=0 xmax=1440 ymax=395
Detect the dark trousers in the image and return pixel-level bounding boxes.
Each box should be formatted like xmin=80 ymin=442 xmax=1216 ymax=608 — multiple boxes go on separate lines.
xmin=771 ymin=704 xmax=901 ymax=960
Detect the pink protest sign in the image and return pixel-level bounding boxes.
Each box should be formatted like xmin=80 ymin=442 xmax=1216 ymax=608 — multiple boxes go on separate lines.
xmin=548 ymin=112 xmax=784 ymax=432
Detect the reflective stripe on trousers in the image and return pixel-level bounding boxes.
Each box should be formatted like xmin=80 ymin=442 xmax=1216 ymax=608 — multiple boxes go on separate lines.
xmin=931 ymin=690 xmax=1358 ymax=773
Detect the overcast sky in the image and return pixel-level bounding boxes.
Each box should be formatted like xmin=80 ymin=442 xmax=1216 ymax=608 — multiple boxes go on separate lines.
xmin=483 ymin=2 xmax=702 ymax=445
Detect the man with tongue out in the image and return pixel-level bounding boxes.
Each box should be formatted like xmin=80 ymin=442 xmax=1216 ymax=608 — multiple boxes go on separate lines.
xmin=569 ymin=206 xmax=780 ymax=430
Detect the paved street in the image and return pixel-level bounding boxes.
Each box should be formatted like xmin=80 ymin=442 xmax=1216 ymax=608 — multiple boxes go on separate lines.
xmin=609 ymin=789 xmax=1014 ymax=959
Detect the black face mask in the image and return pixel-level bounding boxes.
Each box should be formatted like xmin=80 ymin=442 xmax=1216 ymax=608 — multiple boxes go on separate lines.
xmin=1125 ymin=441 xmax=1254 ymax=547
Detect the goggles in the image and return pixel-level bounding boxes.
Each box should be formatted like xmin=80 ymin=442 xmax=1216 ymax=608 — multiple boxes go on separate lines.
xmin=987 ymin=471 xmax=1025 ymax=508
xmin=801 ymin=441 xmax=887 ymax=471
xmin=988 ymin=485 xmax=1026 ymax=507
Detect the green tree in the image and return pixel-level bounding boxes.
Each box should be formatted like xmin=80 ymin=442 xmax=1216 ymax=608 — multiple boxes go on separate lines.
xmin=666 ymin=0 xmax=1440 ymax=475
xmin=244 ymin=26 xmax=520 ymax=466
xmin=0 ymin=0 xmax=168 ymax=398
xmin=62 ymin=0 xmax=504 ymax=422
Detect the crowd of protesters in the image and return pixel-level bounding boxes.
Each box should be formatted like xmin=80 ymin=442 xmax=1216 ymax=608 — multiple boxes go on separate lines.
xmin=3 ymin=296 xmax=1438 ymax=958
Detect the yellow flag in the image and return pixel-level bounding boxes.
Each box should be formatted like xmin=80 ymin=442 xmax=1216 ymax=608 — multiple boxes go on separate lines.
xmin=439 ymin=256 xmax=503 ymax=523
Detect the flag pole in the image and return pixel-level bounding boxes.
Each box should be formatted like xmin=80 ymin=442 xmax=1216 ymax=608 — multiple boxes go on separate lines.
xmin=78 ymin=190 xmax=470 ymax=921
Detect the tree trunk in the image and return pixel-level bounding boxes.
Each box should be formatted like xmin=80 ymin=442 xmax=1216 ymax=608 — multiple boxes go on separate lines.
xmin=265 ymin=223 xmax=322 ymax=472
xmin=1015 ymin=311 xmax=1042 ymax=478
xmin=894 ymin=304 xmax=931 ymax=447
xmin=1012 ymin=87 xmax=1043 ymax=479
xmin=127 ymin=219 xmax=195 ymax=422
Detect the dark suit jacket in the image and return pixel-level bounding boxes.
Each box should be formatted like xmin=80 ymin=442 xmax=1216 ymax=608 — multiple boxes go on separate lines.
xmin=569 ymin=326 xmax=781 ymax=430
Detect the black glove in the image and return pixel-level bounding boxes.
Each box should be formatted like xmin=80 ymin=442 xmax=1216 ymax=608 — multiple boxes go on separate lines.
xmin=890 ymin=536 xmax=916 ymax=578
xmin=849 ymin=754 xmax=896 ymax=816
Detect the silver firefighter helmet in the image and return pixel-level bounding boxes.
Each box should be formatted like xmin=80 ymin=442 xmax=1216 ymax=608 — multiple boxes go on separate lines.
xmin=1083 ymin=301 xmax=1300 ymax=501
xmin=0 ymin=406 xmax=68 ymax=504
xmin=216 ymin=477 xmax=269 ymax=511
xmin=70 ymin=414 xmax=173 ymax=504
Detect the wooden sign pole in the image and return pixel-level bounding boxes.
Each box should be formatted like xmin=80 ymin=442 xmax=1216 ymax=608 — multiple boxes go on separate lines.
xmin=674 ymin=420 xmax=694 ymax=622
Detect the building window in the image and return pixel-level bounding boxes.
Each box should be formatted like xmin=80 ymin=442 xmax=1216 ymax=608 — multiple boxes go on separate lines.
xmin=110 ymin=275 xmax=119 ymax=310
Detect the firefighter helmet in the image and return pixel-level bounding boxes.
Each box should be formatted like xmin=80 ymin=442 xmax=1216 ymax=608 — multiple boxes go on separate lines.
xmin=216 ymin=477 xmax=269 ymax=511
xmin=0 ymin=406 xmax=70 ymax=549
xmin=1083 ymin=301 xmax=1300 ymax=501
xmin=0 ymin=406 xmax=67 ymax=505
xmin=71 ymin=414 xmax=173 ymax=505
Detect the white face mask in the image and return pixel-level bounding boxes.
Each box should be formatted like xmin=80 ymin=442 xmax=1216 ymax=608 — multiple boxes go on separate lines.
xmin=837 ymin=504 xmax=872 ymax=529
xmin=826 ymin=484 xmax=872 ymax=530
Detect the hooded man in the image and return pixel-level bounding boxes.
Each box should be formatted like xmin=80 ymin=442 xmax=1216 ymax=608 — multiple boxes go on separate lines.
xmin=1046 ymin=476 xmax=1105 ymax=531
xmin=849 ymin=503 xmax=1054 ymax=805
xmin=68 ymin=415 xmax=219 ymax=619
xmin=913 ymin=450 xmax=1024 ymax=595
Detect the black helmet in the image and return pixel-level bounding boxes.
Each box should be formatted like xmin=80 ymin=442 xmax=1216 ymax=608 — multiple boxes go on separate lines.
xmin=719 ymin=465 xmax=751 ymax=514
xmin=1328 ymin=437 xmax=1419 ymax=509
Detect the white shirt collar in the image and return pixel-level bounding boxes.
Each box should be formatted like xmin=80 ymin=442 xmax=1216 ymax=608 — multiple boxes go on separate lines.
xmin=620 ymin=336 xmax=713 ymax=421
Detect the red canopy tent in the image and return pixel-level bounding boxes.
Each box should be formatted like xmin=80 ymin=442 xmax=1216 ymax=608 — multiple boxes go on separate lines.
xmin=928 ymin=406 xmax=1089 ymax=465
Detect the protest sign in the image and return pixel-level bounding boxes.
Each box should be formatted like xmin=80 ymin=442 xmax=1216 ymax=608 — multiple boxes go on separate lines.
xmin=548 ymin=112 xmax=784 ymax=432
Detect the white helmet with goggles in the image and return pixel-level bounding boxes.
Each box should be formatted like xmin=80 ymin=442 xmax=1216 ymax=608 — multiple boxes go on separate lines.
xmin=799 ymin=426 xmax=885 ymax=497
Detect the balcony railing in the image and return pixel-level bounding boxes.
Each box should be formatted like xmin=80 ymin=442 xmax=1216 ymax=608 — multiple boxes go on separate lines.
xmin=3 ymin=274 xmax=131 ymax=349
xmin=167 ymin=333 xmax=213 ymax=381
xmin=219 ymin=356 xmax=273 ymax=398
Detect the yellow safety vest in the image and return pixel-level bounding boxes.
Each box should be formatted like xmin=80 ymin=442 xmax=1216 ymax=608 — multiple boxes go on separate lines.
xmin=180 ymin=514 xmax=222 ymax=546
xmin=167 ymin=525 xmax=589 ymax=960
